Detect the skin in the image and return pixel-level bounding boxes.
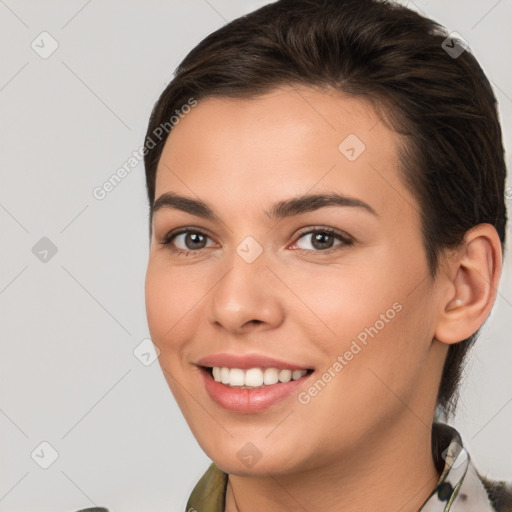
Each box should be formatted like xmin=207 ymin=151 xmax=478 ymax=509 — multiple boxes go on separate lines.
xmin=144 ymin=85 xmax=502 ymax=512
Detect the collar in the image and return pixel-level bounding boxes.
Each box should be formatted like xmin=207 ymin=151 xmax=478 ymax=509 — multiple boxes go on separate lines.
xmin=186 ymin=422 xmax=510 ymax=511
xmin=420 ymin=422 xmax=496 ymax=511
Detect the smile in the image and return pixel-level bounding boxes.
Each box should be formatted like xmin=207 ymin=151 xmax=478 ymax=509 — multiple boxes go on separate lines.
xmin=198 ymin=365 xmax=315 ymax=413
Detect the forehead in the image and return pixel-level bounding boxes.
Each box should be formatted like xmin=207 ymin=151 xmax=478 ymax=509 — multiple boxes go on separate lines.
xmin=155 ymin=85 xmax=415 ymax=222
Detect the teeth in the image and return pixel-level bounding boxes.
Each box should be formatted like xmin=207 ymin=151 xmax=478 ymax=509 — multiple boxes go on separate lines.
xmin=263 ymin=368 xmax=279 ymax=385
xmin=292 ymin=370 xmax=305 ymax=380
xmin=278 ymin=369 xmax=292 ymax=383
xmin=211 ymin=367 xmax=309 ymax=387
xmin=245 ymin=368 xmax=263 ymax=387
xmin=229 ymin=368 xmax=245 ymax=386
xmin=220 ymin=367 xmax=230 ymax=385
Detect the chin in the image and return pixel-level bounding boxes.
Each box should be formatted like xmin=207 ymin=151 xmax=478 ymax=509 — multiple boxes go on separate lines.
xmin=201 ymin=438 xmax=308 ymax=477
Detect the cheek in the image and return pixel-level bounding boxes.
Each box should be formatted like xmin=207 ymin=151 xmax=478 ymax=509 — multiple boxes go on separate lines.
xmin=300 ymin=249 xmax=432 ymax=389
xmin=144 ymin=260 xmax=203 ymax=352
xmin=289 ymin=251 xmax=404 ymax=345
xmin=323 ymin=290 xmax=433 ymax=418
xmin=144 ymin=263 xmax=200 ymax=404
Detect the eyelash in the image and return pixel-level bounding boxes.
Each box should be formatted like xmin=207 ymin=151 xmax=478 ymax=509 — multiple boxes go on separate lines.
xmin=159 ymin=226 xmax=354 ymax=257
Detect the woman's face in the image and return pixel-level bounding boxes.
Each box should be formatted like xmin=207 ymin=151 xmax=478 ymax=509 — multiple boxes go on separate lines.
xmin=145 ymin=86 xmax=448 ymax=475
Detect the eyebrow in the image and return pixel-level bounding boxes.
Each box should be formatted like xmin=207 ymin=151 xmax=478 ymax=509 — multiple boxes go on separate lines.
xmin=152 ymin=191 xmax=378 ymax=221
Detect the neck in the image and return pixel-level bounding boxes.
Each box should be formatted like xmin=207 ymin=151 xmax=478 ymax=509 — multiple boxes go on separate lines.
xmin=225 ymin=419 xmax=440 ymax=512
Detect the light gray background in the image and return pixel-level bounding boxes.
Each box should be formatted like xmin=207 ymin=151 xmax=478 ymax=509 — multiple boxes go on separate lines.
xmin=1 ymin=1 xmax=511 ymax=511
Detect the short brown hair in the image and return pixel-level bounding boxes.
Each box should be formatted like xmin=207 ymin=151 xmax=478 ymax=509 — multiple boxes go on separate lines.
xmin=143 ymin=0 xmax=507 ymax=416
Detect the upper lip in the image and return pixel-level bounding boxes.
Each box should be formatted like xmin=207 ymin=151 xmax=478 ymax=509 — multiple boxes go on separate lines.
xmin=196 ymin=353 xmax=313 ymax=371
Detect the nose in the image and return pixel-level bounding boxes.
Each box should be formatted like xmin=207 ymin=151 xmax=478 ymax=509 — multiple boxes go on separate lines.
xmin=206 ymin=251 xmax=285 ymax=335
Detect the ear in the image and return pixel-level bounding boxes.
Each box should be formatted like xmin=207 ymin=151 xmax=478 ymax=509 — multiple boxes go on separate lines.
xmin=434 ymin=223 xmax=503 ymax=345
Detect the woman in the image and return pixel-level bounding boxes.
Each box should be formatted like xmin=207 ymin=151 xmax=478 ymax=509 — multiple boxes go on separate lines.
xmin=91 ymin=0 xmax=512 ymax=510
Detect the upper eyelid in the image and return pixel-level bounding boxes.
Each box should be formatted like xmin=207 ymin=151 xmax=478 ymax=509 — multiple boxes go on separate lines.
xmin=162 ymin=227 xmax=215 ymax=243
xmin=291 ymin=228 xmax=353 ymax=249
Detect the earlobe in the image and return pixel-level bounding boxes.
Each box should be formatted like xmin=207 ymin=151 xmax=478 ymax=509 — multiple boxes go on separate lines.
xmin=434 ymin=224 xmax=502 ymax=345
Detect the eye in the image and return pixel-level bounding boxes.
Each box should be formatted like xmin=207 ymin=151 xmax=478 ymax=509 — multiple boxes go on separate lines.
xmin=159 ymin=226 xmax=353 ymax=257
xmin=290 ymin=227 xmax=353 ymax=252
xmin=160 ymin=229 xmax=216 ymax=255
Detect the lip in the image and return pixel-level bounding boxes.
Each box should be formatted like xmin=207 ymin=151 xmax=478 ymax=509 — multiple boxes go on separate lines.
xmin=196 ymin=352 xmax=312 ymax=371
xmin=198 ymin=366 xmax=315 ymax=413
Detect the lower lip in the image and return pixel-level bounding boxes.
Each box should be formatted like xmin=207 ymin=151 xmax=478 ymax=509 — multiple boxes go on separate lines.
xmin=200 ymin=367 xmax=314 ymax=413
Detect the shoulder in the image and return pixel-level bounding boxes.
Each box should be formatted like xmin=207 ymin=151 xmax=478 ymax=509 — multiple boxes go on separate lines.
xmin=479 ymin=474 xmax=512 ymax=512
xmin=186 ymin=462 xmax=228 ymax=512
xmin=431 ymin=422 xmax=512 ymax=511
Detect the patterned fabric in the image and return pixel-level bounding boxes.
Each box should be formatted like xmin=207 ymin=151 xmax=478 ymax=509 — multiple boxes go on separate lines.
xmin=185 ymin=422 xmax=512 ymax=512
xmin=74 ymin=509 xmax=109 ymax=511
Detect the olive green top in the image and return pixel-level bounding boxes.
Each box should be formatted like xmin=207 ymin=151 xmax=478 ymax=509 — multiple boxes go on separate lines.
xmin=186 ymin=461 xmax=228 ymax=512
